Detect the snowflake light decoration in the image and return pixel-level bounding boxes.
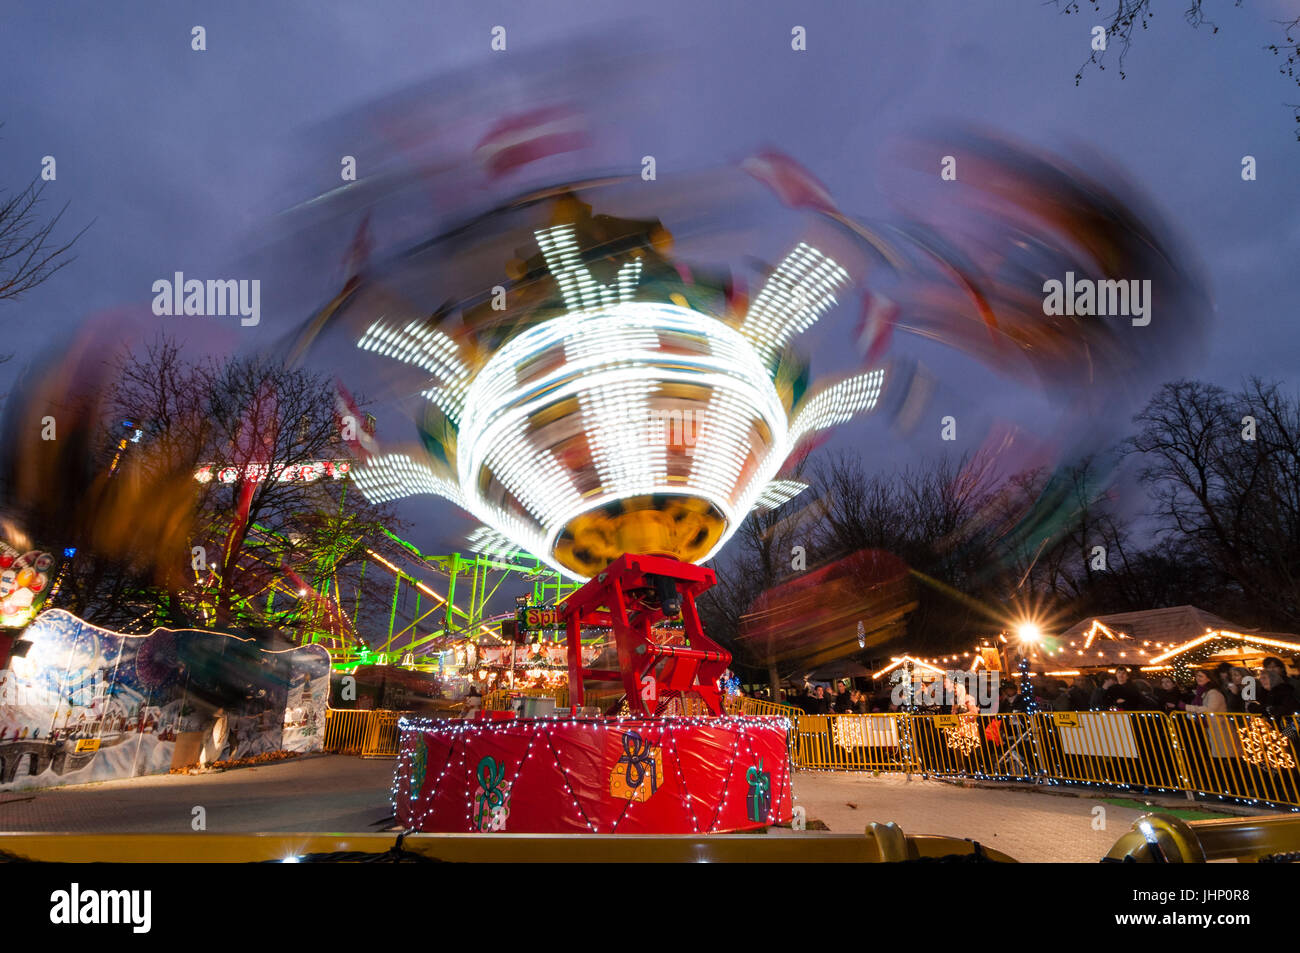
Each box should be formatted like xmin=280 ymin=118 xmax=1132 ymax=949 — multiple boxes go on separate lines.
xmin=942 ymin=718 xmax=981 ymax=755
xmin=1238 ymin=719 xmax=1296 ymax=772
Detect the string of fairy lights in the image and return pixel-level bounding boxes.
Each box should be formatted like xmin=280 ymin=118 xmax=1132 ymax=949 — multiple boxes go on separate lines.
xmin=899 ymin=622 xmax=1300 ymax=684
xmin=391 ymin=714 xmax=792 ymax=834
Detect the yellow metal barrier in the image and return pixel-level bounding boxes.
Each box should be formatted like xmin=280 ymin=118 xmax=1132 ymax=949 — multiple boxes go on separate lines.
xmin=789 ymin=709 xmax=1300 ymax=809
xmin=323 ymin=709 xmax=379 ymax=755
xmin=483 ymin=686 xmax=570 ymax=712
xmin=360 ymin=710 xmax=402 ymax=758
xmin=1031 ymin=710 xmax=1188 ymax=792
xmin=796 ymin=714 xmax=920 ymax=772
xmin=1170 ymin=712 xmax=1300 ymax=806
xmin=335 ymin=704 xmax=1300 ymax=808
xmin=733 ymin=696 xmax=805 ymax=723
xmin=909 ymin=712 xmax=1039 ymax=780
xmin=482 ymin=690 xmax=511 ymax=711
xmin=324 ymin=709 xmax=410 ymax=757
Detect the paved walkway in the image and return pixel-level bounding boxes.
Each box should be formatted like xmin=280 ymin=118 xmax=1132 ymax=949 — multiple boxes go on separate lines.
xmin=0 ymin=755 xmax=396 ymax=834
xmin=0 ymin=755 xmax=1245 ymax=861
xmin=791 ymin=772 xmax=1150 ymax=861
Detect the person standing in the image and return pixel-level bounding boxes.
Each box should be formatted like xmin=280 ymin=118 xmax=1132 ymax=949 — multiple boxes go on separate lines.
xmin=951 ymin=678 xmax=980 ymax=717
xmin=1067 ymin=675 xmax=1094 ymax=711
xmin=1249 ymin=669 xmax=1298 ymax=718
xmin=834 ymin=680 xmax=853 ymax=713
xmin=1101 ymin=666 xmax=1147 ymax=710
xmin=1153 ymin=676 xmax=1186 ymax=714
xmin=1185 ymin=669 xmax=1227 ymax=713
xmin=1216 ymin=663 xmax=1246 ymax=713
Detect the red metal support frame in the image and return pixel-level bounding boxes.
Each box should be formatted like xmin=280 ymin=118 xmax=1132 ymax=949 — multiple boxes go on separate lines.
xmin=561 ymin=553 xmax=730 ymax=715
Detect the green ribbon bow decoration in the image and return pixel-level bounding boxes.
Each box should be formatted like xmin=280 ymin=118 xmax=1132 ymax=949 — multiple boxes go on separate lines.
xmin=746 ymin=758 xmax=771 ymax=822
xmin=474 ymin=756 xmax=507 ymax=830
xmin=409 ymin=738 xmax=427 ymax=802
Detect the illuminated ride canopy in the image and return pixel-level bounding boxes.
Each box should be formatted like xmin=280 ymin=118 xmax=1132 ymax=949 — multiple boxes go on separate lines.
xmin=324 ymin=195 xmax=886 ymax=580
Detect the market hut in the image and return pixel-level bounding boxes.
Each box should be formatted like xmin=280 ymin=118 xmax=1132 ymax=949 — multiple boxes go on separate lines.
xmin=1037 ymin=606 xmax=1300 ymax=679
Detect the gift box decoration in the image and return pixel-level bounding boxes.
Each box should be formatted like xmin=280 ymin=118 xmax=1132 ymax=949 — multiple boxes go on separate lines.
xmin=396 ymin=715 xmax=792 ymax=833
xmin=609 ymin=729 xmax=664 ymax=802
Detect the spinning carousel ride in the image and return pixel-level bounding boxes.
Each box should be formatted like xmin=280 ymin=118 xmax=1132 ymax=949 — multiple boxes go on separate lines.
xmin=291 ymin=174 xmax=890 ymax=832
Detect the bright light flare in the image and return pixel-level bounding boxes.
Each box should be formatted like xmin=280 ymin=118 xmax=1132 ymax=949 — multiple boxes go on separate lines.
xmin=1016 ymin=622 xmax=1043 ymax=644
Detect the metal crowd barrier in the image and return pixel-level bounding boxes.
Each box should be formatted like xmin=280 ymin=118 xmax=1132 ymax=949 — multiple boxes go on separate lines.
xmin=1032 ymin=710 xmax=1186 ymax=792
xmin=359 ymin=711 xmax=402 ymax=758
xmin=323 ymin=709 xmax=376 ymax=755
xmin=1171 ymin=712 xmax=1300 ymax=806
xmin=793 ymin=710 xmax=1300 ymax=809
xmin=482 ymin=689 xmax=512 ymax=711
xmin=796 ymin=714 xmax=920 ymax=772
xmin=731 ymin=696 xmax=805 ymax=722
xmin=910 ymin=712 xmax=1041 ymax=780
xmin=323 ymin=709 xmax=409 ymax=758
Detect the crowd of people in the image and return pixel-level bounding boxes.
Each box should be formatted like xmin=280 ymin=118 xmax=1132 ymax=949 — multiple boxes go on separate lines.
xmin=745 ymin=657 xmax=1300 ymax=718
xmin=1019 ymin=658 xmax=1300 ymax=718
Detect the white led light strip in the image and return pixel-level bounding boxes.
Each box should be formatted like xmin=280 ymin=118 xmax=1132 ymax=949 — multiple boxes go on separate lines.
xmin=351 ymin=453 xmax=465 ymax=507
xmin=535 ymin=225 xmax=643 ymax=313
xmin=788 ymin=369 xmax=885 ymax=447
xmin=360 ymin=317 xmax=472 ymax=421
xmin=349 ymin=229 xmax=886 ymax=581
xmin=578 ymin=377 xmax=666 ymax=495
xmin=481 ymin=419 xmax=583 ymax=531
xmin=751 ymin=479 xmax=810 ymax=513
xmin=740 ymin=243 xmax=851 ymax=366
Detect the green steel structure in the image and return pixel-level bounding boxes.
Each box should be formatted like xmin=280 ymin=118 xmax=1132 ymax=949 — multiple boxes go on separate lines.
xmin=343 ymin=529 xmax=578 ymax=671
xmin=195 ymin=518 xmax=577 ymax=672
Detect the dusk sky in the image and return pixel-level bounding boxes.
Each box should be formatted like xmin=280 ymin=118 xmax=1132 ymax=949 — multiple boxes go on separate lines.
xmin=3 ymin=0 xmax=1297 ymax=559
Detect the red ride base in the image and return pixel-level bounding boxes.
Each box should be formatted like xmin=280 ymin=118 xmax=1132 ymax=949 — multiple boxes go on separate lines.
xmin=394 ymin=714 xmax=793 ymax=834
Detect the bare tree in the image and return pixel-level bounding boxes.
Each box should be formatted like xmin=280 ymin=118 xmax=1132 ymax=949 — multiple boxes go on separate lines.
xmin=1057 ymin=1 xmax=1300 ymax=139
xmin=66 ymin=337 xmax=402 ymax=634
xmin=708 ymin=452 xmax=1008 ymax=666
xmin=0 ymin=142 xmax=88 ymax=406
xmin=698 ymin=472 xmax=811 ymax=691
xmin=0 ymin=172 xmax=87 ymax=300
xmin=1126 ymin=377 xmax=1300 ymax=628
xmin=810 ymin=452 xmax=1010 ymax=648
xmin=990 ymin=456 xmax=1134 ymax=608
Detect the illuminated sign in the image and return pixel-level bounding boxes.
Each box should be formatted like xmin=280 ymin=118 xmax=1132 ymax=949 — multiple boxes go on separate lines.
xmin=194 ymin=460 xmax=352 ymax=484
xmin=522 ymin=607 xmax=562 ymax=629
